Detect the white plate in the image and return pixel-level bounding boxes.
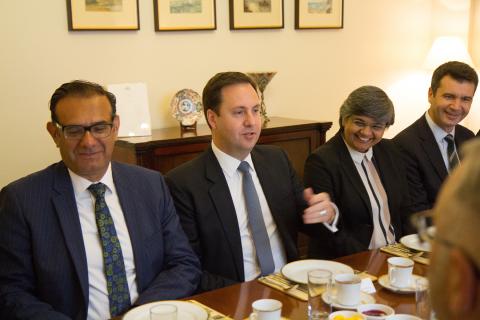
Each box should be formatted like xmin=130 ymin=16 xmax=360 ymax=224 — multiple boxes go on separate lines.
xmin=378 ymin=274 xmax=425 ymax=294
xmin=322 ymin=291 xmax=375 ymax=310
xmin=123 ymin=301 xmax=208 ymax=320
xmin=400 ymin=234 xmax=431 ymax=252
xmin=281 ymin=259 xmax=353 ymax=284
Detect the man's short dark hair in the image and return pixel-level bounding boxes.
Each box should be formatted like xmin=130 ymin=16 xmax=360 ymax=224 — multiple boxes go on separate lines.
xmin=49 ymin=80 xmax=116 ymax=123
xmin=202 ymin=72 xmax=258 ymax=125
xmin=431 ymin=61 xmax=478 ymax=95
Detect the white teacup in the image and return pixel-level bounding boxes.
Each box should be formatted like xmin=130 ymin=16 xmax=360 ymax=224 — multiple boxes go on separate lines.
xmin=388 ymin=257 xmax=414 ymax=288
xmin=249 ymin=299 xmax=282 ymax=320
xmin=334 ymin=273 xmax=362 ymax=306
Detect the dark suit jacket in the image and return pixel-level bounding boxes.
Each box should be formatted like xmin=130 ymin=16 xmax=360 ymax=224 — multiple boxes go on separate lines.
xmin=393 ymin=114 xmax=474 ymax=211
xmin=165 ymin=145 xmax=306 ymax=292
xmin=477 ymin=130 xmax=479 ymax=136
xmin=0 ymin=161 xmax=200 ymax=320
xmin=304 ymin=131 xmax=413 ymax=259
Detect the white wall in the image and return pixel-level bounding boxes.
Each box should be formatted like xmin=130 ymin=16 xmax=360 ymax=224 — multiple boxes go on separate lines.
xmin=1 ymin=0 xmax=477 ymax=188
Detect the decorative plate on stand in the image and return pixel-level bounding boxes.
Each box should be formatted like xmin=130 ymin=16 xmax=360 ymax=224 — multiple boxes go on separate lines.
xmin=171 ymin=89 xmax=203 ymax=128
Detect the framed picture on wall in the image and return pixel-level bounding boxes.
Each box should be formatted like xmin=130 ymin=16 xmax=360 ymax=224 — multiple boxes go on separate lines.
xmin=229 ymin=0 xmax=284 ymax=30
xmin=295 ymin=0 xmax=343 ymax=29
xmin=154 ymin=0 xmax=216 ymax=31
xmin=66 ymin=0 xmax=140 ymax=30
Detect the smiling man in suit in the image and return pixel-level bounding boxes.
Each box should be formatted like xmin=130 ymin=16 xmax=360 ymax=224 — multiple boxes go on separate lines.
xmin=0 ymin=80 xmax=200 ymax=320
xmin=393 ymin=61 xmax=478 ymax=212
xmin=166 ymin=72 xmax=337 ymax=292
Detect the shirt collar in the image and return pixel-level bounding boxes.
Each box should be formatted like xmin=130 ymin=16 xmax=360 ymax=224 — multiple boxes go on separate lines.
xmin=425 ymin=111 xmax=455 ymax=143
xmin=211 ymin=142 xmax=254 ymax=177
xmin=343 ymin=137 xmax=373 ymax=164
xmin=68 ymin=163 xmax=114 ymax=195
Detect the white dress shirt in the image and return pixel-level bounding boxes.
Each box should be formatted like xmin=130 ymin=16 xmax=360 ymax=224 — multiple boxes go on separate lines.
xmin=425 ymin=112 xmax=457 ymax=172
xmin=211 ymin=142 xmax=287 ymax=281
xmin=69 ymin=164 xmax=138 ymax=320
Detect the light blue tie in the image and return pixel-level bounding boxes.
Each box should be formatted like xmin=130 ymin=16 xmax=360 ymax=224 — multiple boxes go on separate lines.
xmin=88 ymin=183 xmax=131 ymax=317
xmin=238 ymin=161 xmax=275 ymax=276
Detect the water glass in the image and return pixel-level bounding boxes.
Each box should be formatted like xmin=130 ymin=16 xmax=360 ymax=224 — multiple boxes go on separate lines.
xmin=150 ymin=304 xmax=177 ymax=320
xmin=308 ymin=269 xmax=332 ymax=320
xmin=415 ymin=277 xmax=432 ymax=319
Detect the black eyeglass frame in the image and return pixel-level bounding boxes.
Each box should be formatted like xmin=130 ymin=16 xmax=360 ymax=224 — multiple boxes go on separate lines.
xmin=410 ymin=210 xmax=480 ymax=276
xmin=54 ymin=121 xmax=114 ymax=140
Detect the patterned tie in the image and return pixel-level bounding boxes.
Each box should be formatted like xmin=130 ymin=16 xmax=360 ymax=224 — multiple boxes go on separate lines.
xmin=238 ymin=161 xmax=275 ymax=276
xmin=88 ymin=183 xmax=131 ymax=317
xmin=444 ymin=134 xmax=459 ymax=172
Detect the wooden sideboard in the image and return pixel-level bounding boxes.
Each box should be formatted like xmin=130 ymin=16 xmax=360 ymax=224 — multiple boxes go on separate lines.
xmin=113 ymin=117 xmax=332 ymax=178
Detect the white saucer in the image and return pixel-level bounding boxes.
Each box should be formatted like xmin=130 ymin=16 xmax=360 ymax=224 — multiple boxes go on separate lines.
xmin=378 ymin=274 xmax=425 ymax=294
xmin=322 ymin=291 xmax=375 ymax=310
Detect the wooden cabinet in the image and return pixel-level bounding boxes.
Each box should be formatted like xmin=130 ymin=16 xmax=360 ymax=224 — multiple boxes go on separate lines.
xmin=113 ymin=117 xmax=332 ymax=178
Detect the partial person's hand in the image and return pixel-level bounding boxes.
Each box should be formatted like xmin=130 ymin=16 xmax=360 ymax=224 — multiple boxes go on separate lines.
xmin=302 ymin=188 xmax=335 ymax=224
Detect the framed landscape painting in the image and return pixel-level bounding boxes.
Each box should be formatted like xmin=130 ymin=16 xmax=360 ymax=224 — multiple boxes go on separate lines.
xmin=154 ymin=0 xmax=216 ymax=31
xmin=295 ymin=0 xmax=343 ymax=29
xmin=66 ymin=0 xmax=140 ymax=30
xmin=229 ymin=0 xmax=284 ymax=30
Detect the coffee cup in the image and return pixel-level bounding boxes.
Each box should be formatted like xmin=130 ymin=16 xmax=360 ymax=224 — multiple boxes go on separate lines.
xmin=249 ymin=299 xmax=282 ymax=320
xmin=150 ymin=304 xmax=177 ymax=320
xmin=388 ymin=257 xmax=414 ymax=288
xmin=334 ymin=273 xmax=362 ymax=306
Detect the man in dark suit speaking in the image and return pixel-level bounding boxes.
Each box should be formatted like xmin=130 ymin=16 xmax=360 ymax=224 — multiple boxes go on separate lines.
xmin=0 ymin=81 xmax=200 ymax=320
xmin=393 ymin=61 xmax=477 ymax=211
xmin=166 ymin=72 xmax=337 ymax=292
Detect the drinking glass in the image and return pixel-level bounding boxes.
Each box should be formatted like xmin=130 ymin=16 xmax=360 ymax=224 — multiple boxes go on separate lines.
xmin=308 ymin=269 xmax=332 ymax=320
xmin=415 ymin=277 xmax=432 ymax=319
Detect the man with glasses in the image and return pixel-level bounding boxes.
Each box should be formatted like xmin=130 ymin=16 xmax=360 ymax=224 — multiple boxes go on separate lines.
xmin=429 ymin=138 xmax=480 ymax=319
xmin=393 ymin=61 xmax=478 ymax=212
xmin=0 ymin=80 xmax=200 ymax=319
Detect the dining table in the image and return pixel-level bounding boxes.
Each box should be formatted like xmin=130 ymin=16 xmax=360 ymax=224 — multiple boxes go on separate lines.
xmin=184 ymin=249 xmax=429 ymax=319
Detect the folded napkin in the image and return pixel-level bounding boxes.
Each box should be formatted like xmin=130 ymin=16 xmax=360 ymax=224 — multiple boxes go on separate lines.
xmin=381 ymin=243 xmax=430 ymax=265
xmin=258 ymin=273 xmax=308 ymax=301
xmin=188 ymin=300 xmax=233 ymax=320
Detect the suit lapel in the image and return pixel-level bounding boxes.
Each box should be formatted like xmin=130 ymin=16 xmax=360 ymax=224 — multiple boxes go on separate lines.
xmin=111 ymin=163 xmax=148 ymax=289
xmin=51 ymin=162 xmax=89 ymax=305
xmin=332 ymin=133 xmax=373 ymax=216
xmin=417 ymin=117 xmax=448 ymax=180
xmin=205 ymin=149 xmax=244 ymax=279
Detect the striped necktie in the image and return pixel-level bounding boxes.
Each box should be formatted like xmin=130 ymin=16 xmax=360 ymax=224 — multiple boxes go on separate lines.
xmin=238 ymin=161 xmax=275 ymax=276
xmin=361 ymin=157 xmax=395 ymax=248
xmin=444 ymin=134 xmax=459 ymax=172
xmin=88 ymin=183 xmax=131 ymax=316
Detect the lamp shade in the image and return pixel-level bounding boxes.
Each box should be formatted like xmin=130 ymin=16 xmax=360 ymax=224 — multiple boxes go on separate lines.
xmin=423 ymin=36 xmax=474 ymax=69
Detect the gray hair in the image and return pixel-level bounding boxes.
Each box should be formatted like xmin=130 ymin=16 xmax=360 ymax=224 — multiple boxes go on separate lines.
xmin=338 ymin=85 xmax=395 ymax=129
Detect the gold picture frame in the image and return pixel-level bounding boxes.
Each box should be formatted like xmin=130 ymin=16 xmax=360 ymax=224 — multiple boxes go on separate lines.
xmin=66 ymin=0 xmax=140 ymax=31
xmin=295 ymin=0 xmax=343 ymax=29
xmin=154 ymin=0 xmax=216 ymax=31
xmin=229 ymin=0 xmax=284 ymax=30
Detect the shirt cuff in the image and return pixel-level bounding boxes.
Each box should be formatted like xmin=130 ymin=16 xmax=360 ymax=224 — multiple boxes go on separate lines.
xmin=322 ymin=202 xmax=339 ymax=233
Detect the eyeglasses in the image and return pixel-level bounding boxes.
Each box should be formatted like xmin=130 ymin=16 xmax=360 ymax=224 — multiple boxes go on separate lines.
xmin=410 ymin=210 xmax=435 ymax=244
xmin=351 ymin=119 xmax=387 ymax=132
xmin=55 ymin=122 xmax=114 ymax=140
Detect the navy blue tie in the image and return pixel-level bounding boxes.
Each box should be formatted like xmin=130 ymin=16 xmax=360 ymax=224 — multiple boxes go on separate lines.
xmin=238 ymin=161 xmax=275 ymax=276
xmin=88 ymin=183 xmax=131 ymax=316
